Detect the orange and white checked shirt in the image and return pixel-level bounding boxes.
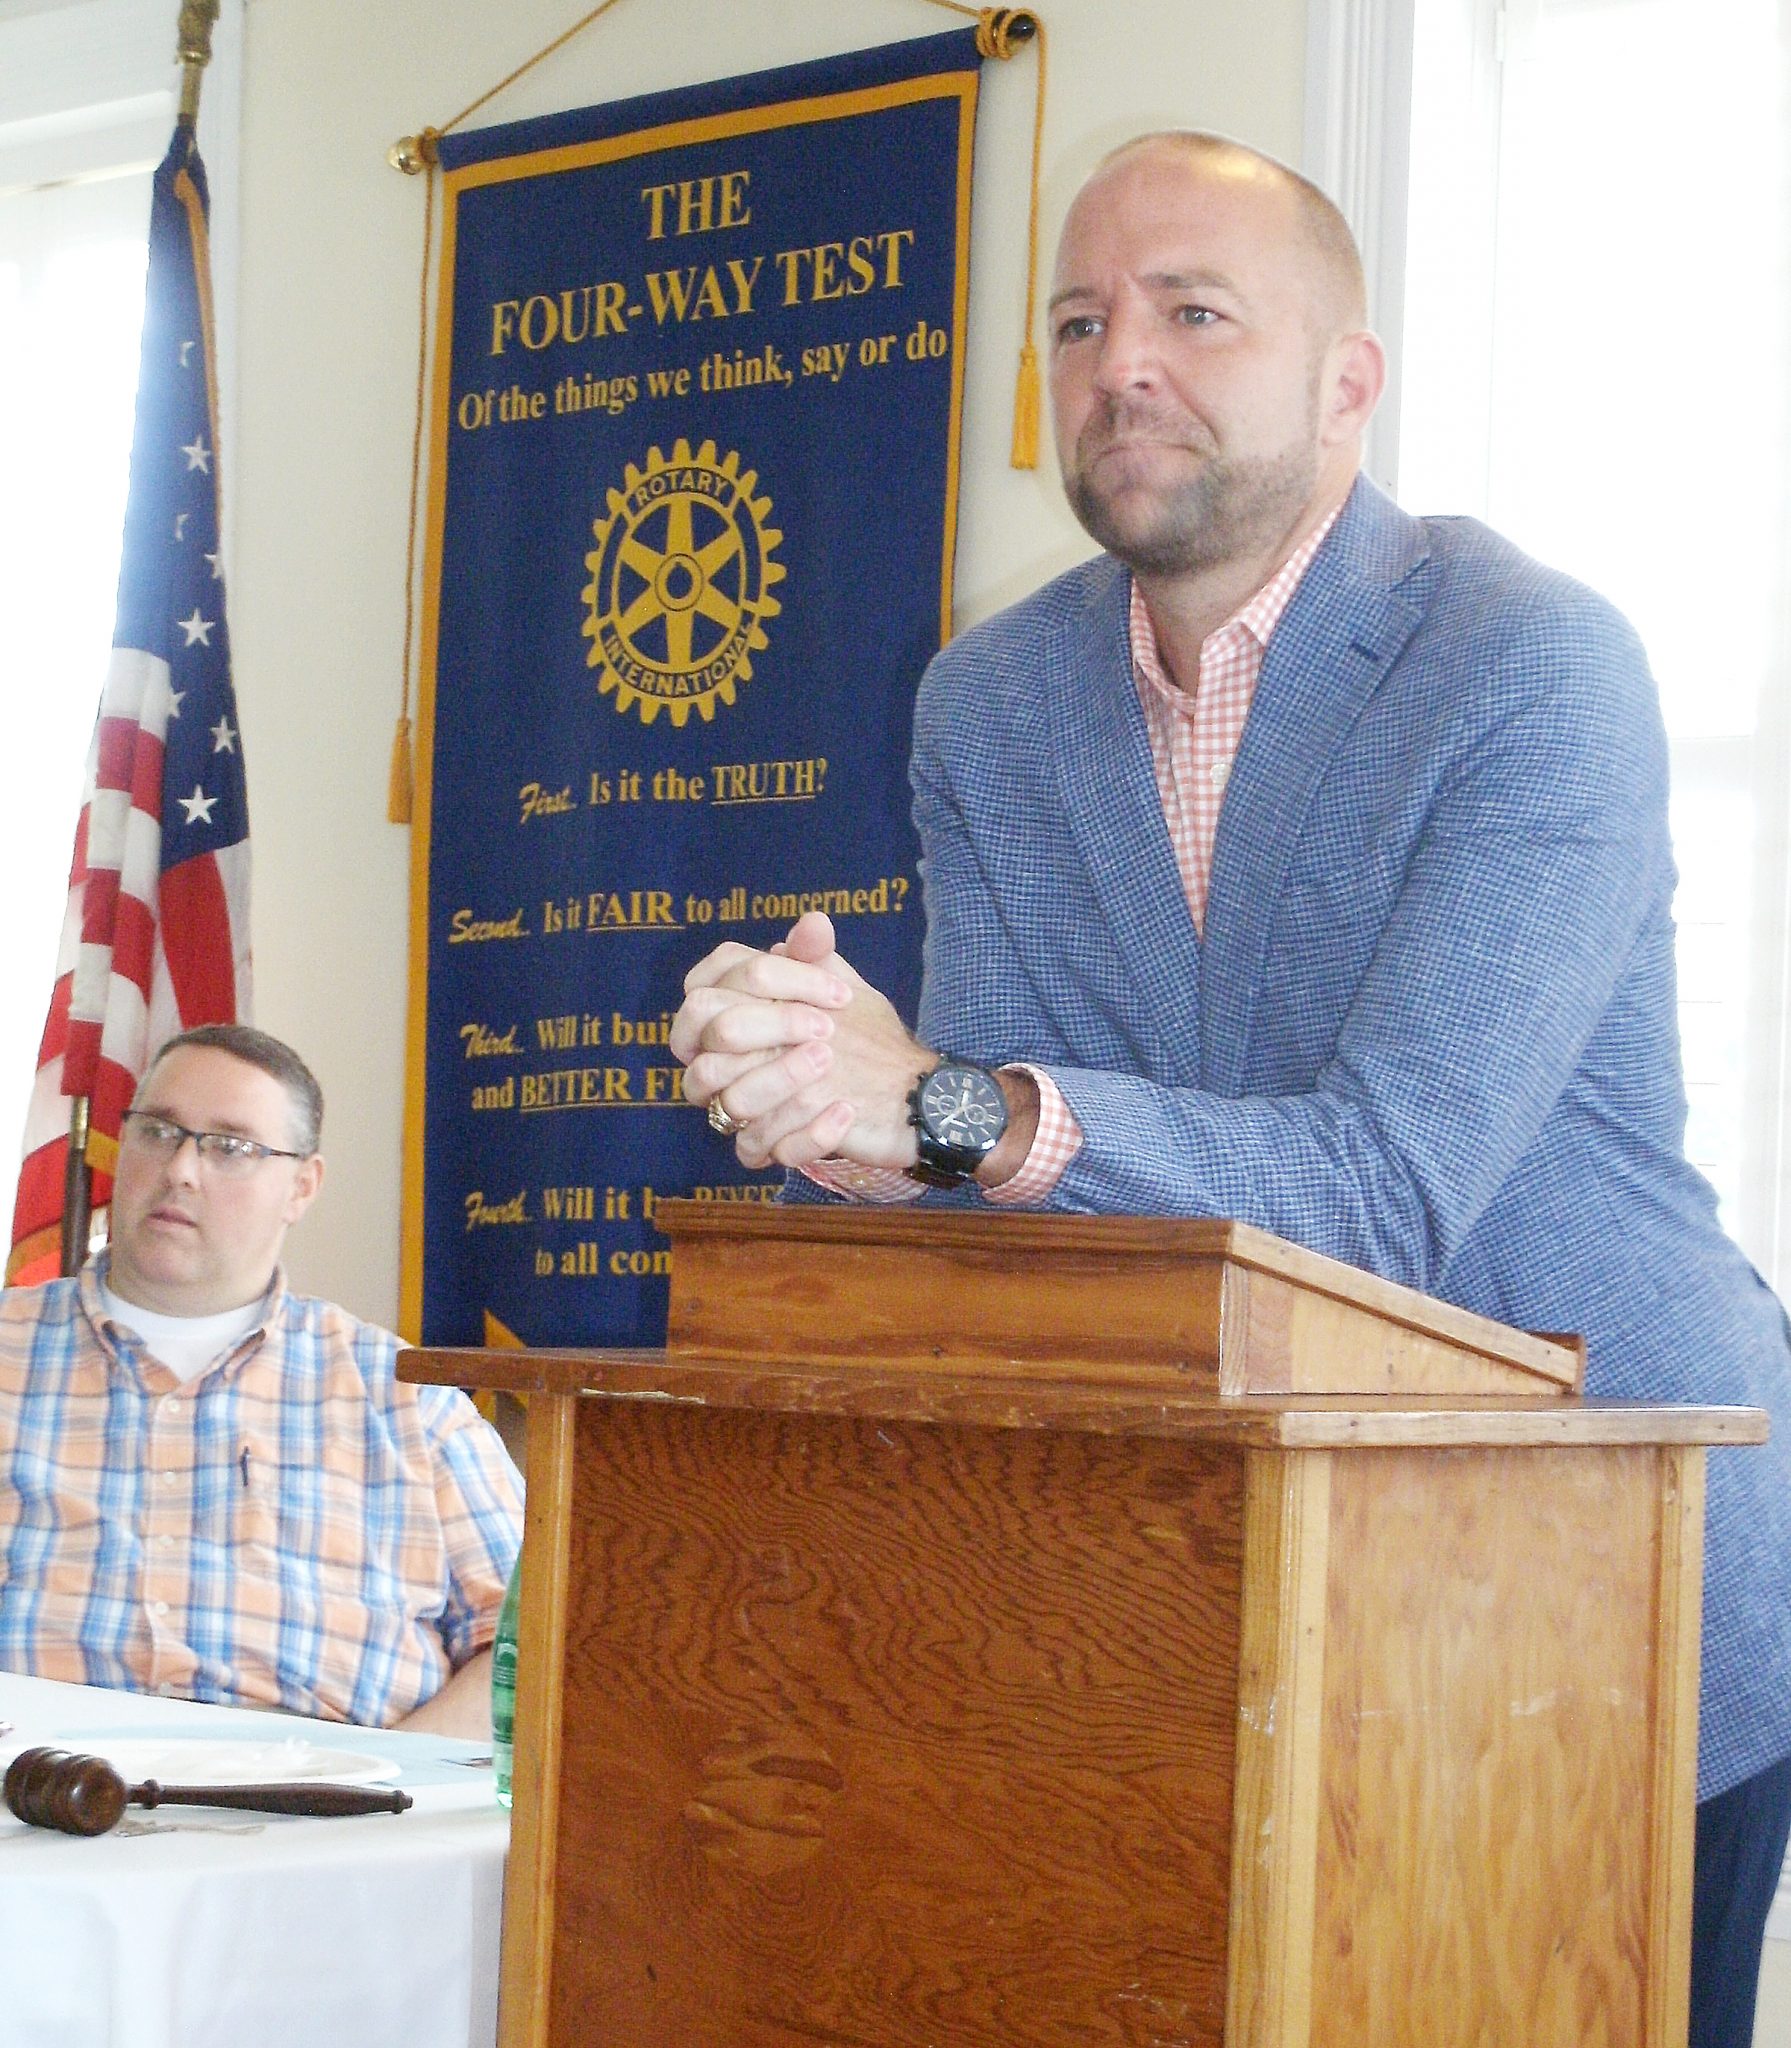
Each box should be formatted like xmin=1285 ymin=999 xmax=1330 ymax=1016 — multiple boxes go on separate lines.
xmin=0 ymin=1259 xmax=523 ymax=1726
xmin=809 ymin=515 xmax=1337 ymax=1206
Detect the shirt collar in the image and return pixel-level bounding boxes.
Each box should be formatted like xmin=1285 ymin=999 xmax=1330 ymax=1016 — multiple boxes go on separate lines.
xmin=1128 ymin=504 xmax=1343 ymax=698
xmin=78 ymin=1253 xmax=288 ymax=1379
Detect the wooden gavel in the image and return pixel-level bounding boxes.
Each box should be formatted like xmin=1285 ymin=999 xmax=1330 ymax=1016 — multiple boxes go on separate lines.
xmin=3 ymin=1745 xmax=414 ymax=1836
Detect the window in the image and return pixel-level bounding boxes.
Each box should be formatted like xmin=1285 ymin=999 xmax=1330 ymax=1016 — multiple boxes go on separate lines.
xmin=0 ymin=173 xmax=153 ymax=1225
xmin=1391 ymin=0 xmax=1791 ymax=1279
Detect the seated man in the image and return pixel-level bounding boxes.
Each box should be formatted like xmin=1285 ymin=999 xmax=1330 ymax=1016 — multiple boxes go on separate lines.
xmin=0 ymin=1023 xmax=521 ymax=1735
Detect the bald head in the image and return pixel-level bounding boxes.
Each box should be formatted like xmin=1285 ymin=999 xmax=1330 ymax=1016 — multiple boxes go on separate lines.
xmin=1092 ymin=132 xmax=1368 ymax=340
xmin=1046 ymin=130 xmax=1385 ymax=600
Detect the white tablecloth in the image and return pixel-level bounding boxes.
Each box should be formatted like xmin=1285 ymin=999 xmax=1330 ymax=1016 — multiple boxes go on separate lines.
xmin=0 ymin=1672 xmax=507 ymax=2048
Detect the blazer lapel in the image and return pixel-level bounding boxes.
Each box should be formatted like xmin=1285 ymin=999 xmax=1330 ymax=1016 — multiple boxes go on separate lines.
xmin=1199 ymin=481 xmax=1432 ymax=1094
xmin=1050 ymin=561 xmax=1207 ymax=1084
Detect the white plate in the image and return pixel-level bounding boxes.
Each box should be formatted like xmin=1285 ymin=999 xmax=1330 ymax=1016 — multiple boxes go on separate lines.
xmin=70 ymin=1738 xmax=400 ymax=1788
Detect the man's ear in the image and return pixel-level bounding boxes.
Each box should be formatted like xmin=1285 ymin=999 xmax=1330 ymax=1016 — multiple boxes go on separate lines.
xmin=1320 ymin=329 xmax=1387 ymax=445
xmin=282 ymin=1153 xmax=325 ymax=1228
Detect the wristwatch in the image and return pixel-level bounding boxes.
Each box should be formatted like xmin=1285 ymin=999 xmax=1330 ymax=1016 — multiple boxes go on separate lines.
xmin=907 ymin=1056 xmax=1009 ymax=1188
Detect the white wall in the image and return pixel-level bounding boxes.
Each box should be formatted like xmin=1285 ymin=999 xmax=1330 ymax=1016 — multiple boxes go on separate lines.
xmin=1760 ymin=1932 xmax=1791 ymax=2047
xmin=231 ymin=0 xmax=1306 ymax=1325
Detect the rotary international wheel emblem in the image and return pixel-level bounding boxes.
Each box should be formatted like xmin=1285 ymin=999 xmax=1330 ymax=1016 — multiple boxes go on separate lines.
xmin=581 ymin=437 xmax=785 ymax=727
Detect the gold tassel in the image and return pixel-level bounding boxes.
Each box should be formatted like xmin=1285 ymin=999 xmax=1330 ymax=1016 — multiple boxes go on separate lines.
xmin=387 ymin=715 xmax=414 ymax=825
xmin=967 ymin=8 xmax=1048 ymax=471
xmin=1010 ymin=339 xmax=1040 ymax=469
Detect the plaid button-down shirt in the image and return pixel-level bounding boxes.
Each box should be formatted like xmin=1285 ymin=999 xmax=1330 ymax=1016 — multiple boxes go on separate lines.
xmin=810 ymin=516 xmax=1336 ymax=1207
xmin=0 ymin=1259 xmax=522 ymax=1727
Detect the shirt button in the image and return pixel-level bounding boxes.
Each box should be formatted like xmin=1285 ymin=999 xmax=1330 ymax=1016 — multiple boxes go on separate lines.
xmin=1208 ymin=760 xmax=1230 ymax=791
xmin=162 ymin=1471 xmax=177 ymax=1487
xmin=159 ymin=1534 xmax=175 ymax=1550
xmin=153 ymin=1600 xmax=170 ymax=1617
xmin=161 ymin=1394 xmax=179 ymax=1412
xmin=156 ymin=1682 xmax=176 ymax=1697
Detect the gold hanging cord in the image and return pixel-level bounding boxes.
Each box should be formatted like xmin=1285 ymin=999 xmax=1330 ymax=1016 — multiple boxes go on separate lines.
xmin=384 ymin=1 xmax=1046 ymax=825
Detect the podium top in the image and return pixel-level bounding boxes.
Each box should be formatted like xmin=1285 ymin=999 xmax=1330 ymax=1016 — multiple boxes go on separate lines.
xmin=650 ymin=1204 xmax=1583 ymax=1399
xmin=397 ymin=1343 xmax=1765 ymax=1448
xmin=412 ymin=1214 xmax=1774 ymax=1441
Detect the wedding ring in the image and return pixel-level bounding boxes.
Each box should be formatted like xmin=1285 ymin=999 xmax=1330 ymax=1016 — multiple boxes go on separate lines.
xmin=706 ymin=1100 xmax=744 ymax=1137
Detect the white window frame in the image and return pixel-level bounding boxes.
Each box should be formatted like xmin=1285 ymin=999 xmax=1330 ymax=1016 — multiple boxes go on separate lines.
xmin=1302 ymin=0 xmax=1414 ymax=495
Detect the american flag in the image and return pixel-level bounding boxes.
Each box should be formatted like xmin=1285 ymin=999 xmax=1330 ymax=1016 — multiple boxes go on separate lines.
xmin=7 ymin=122 xmax=251 ymax=1285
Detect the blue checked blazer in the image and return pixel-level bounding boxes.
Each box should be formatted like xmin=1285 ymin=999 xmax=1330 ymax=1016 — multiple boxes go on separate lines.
xmin=870 ymin=475 xmax=1791 ymax=1800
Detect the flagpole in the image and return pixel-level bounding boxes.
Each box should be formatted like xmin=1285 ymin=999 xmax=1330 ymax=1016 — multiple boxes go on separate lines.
xmin=58 ymin=1099 xmax=92 ymax=1276
xmin=176 ymin=0 xmax=219 ymax=124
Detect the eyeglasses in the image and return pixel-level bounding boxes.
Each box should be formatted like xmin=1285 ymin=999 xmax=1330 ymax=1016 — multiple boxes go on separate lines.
xmin=120 ymin=1111 xmax=309 ymax=1174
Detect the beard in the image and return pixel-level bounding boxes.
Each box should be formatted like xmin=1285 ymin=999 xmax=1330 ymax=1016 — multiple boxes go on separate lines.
xmin=1065 ymin=397 xmax=1321 ymax=580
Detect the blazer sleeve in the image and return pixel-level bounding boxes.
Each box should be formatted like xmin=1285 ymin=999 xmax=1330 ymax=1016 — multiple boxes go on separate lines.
xmin=912 ymin=764 xmax=1081 ymax=1072
xmin=919 ymin=587 xmax=1676 ymax=1290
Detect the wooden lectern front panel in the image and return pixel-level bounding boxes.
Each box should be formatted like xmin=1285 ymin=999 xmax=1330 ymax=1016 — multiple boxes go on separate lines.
xmin=548 ymin=1398 xmax=1247 ymax=2047
xmin=1309 ymin=1444 xmax=1700 ymax=2048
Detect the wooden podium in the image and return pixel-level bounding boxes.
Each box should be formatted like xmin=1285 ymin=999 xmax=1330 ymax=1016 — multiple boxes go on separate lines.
xmin=400 ymin=1205 xmax=1765 ymax=2048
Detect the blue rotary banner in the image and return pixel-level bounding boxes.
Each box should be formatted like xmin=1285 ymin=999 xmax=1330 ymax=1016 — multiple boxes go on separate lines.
xmin=402 ymin=32 xmax=984 ymax=1345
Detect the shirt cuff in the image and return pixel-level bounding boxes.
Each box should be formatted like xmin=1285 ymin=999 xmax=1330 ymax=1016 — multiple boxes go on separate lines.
xmin=978 ymin=1065 xmax=1082 ymax=1207
xmin=799 ymin=1160 xmax=926 ymax=1204
xmin=798 ymin=1065 xmax=1082 ymax=1207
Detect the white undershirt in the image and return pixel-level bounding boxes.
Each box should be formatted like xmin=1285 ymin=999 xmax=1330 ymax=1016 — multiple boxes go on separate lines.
xmin=100 ymin=1284 xmax=264 ymax=1383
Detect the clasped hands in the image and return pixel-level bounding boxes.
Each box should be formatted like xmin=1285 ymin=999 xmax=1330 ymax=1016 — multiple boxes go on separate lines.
xmin=668 ymin=911 xmax=933 ymax=1173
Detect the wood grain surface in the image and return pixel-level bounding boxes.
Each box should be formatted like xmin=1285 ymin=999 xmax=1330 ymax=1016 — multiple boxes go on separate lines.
xmin=656 ymin=1205 xmax=1581 ymax=1394
xmin=1642 ymin=1448 xmax=1703 ymax=2048
xmin=1310 ymin=1445 xmax=1679 ymax=2047
xmin=498 ymin=1391 xmax=576 ymax=2048
xmin=404 ymin=1212 xmax=1732 ymax=2048
xmin=546 ymin=1397 xmax=1249 ymax=2047
xmin=399 ymin=1347 xmax=1764 ymax=1450
xmin=1228 ymin=1269 xmax=1577 ymax=1397
xmin=1226 ymin=1451 xmax=1333 ymax=2048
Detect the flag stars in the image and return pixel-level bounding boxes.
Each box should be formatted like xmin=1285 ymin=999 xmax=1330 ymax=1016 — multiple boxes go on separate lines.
xmin=178 ymin=786 xmax=218 ymax=826
xmin=174 ymin=512 xmax=189 ymax=541
xmin=179 ymin=339 xmax=196 ymax=366
xmin=181 ymin=434 xmax=211 ymax=473
xmin=210 ymin=716 xmax=237 ymax=754
xmin=168 ymin=689 xmax=185 ymax=720
xmin=178 ymin=610 xmax=214 ymax=647
xmin=204 ymin=550 xmax=224 ymax=581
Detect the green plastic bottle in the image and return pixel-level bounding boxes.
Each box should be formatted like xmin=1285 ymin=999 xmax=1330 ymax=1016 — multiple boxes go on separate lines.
xmin=491 ymin=1550 xmax=521 ymax=1808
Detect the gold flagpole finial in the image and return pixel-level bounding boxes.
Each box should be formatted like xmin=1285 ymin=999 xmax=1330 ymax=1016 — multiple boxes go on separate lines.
xmin=388 ymin=130 xmax=442 ymax=177
xmin=176 ymin=0 xmax=220 ymax=125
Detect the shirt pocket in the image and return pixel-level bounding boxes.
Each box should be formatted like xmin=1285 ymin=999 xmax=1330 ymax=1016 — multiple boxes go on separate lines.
xmin=225 ymin=1434 xmax=285 ymax=1557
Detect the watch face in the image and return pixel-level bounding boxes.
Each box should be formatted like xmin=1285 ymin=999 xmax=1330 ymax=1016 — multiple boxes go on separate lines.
xmin=919 ymin=1063 xmax=1005 ymax=1155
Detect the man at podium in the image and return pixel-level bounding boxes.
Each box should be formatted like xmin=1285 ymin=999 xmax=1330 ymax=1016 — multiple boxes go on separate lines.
xmin=669 ymin=132 xmax=1791 ymax=2046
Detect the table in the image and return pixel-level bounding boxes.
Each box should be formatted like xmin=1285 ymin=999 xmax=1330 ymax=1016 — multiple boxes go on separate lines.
xmin=0 ymin=1672 xmax=508 ymax=2048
